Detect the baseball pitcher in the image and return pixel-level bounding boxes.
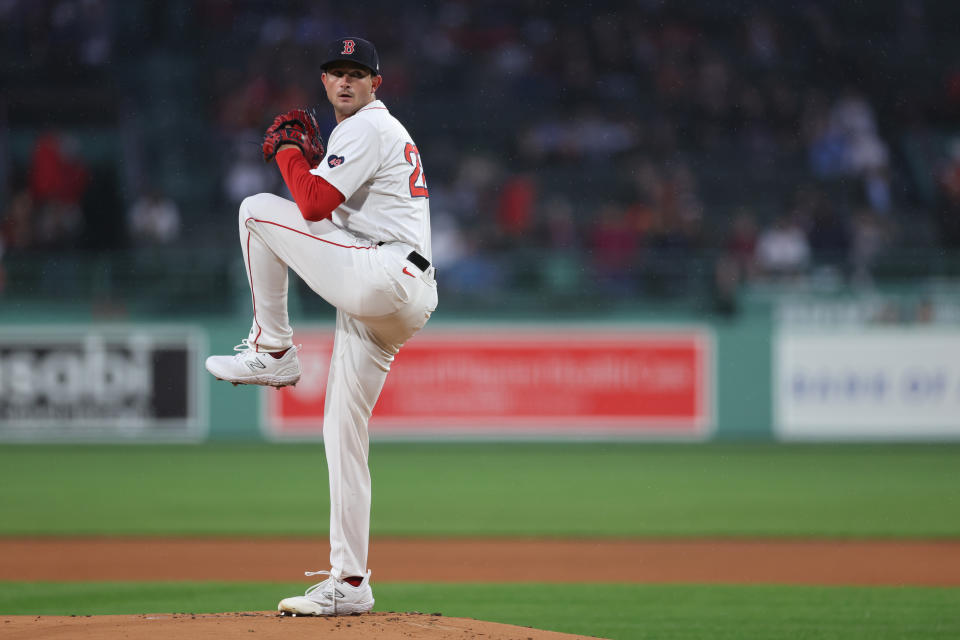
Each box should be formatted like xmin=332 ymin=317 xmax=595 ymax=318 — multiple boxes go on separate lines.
xmin=205 ymin=37 xmax=437 ymax=616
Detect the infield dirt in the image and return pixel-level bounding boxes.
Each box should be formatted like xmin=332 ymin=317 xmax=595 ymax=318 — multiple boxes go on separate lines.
xmin=2 ymin=537 xmax=959 ymax=585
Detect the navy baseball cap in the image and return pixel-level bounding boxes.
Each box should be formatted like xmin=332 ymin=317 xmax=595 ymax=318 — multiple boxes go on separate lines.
xmin=320 ymin=37 xmax=380 ymax=75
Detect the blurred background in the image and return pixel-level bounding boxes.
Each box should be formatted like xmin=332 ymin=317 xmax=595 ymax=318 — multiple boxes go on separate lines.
xmin=2 ymin=0 xmax=960 ymax=442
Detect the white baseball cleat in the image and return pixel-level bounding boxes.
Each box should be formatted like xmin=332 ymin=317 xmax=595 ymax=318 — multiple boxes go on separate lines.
xmin=278 ymin=570 xmax=374 ymax=616
xmin=205 ymin=339 xmax=301 ymax=388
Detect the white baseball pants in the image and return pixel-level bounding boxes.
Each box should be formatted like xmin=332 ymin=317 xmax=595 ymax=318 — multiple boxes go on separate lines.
xmin=238 ymin=193 xmax=437 ymax=579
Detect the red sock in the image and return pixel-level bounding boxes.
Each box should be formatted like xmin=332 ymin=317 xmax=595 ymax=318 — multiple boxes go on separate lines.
xmin=344 ymin=576 xmax=363 ymax=587
xmin=269 ymin=348 xmax=290 ymax=359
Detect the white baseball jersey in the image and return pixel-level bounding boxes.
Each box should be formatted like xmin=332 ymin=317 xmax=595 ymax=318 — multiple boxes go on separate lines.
xmin=233 ymin=98 xmax=437 ymax=581
xmin=310 ymin=100 xmax=432 ymax=260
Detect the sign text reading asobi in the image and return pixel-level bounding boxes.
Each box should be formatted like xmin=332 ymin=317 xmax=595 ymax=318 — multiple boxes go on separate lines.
xmin=267 ymin=329 xmax=712 ymax=437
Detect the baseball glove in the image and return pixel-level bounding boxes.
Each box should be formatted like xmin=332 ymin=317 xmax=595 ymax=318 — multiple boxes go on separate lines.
xmin=262 ymin=108 xmax=324 ymax=166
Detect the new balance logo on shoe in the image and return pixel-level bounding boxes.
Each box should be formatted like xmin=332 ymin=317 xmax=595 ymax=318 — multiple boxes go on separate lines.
xmin=246 ymin=359 xmax=267 ymax=371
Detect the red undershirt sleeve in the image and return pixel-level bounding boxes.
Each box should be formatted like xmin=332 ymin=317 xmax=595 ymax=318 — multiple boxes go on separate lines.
xmin=275 ymin=148 xmax=346 ymax=221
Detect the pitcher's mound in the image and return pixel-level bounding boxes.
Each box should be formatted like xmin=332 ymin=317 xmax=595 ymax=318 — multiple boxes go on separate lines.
xmin=1 ymin=611 xmax=603 ymax=639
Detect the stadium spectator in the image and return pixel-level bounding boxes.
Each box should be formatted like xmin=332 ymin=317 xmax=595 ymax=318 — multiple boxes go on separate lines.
xmin=538 ymin=195 xmax=579 ymax=251
xmin=723 ymin=208 xmax=759 ymax=283
xmin=935 ymin=139 xmax=960 ymax=248
xmin=0 ymin=189 xmax=36 ymax=251
xmin=806 ymin=196 xmax=850 ymax=269
xmin=0 ymin=188 xmax=36 ymax=295
xmin=127 ymin=188 xmax=182 ymax=246
xmin=849 ymin=208 xmax=891 ymax=285
xmin=589 ymin=202 xmax=639 ymax=293
xmin=755 ymin=215 xmax=811 ymax=279
xmin=28 ymin=132 xmax=88 ymax=248
xmin=495 ymin=173 xmax=537 ymax=242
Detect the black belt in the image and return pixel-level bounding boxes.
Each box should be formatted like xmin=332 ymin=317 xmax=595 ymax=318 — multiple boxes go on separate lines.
xmin=406 ymin=251 xmax=430 ymax=272
xmin=377 ymin=242 xmax=431 ymax=273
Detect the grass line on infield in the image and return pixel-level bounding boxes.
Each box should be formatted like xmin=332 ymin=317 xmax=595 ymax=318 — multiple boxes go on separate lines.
xmin=0 ymin=581 xmax=958 ymax=640
xmin=1 ymin=443 xmax=960 ymax=537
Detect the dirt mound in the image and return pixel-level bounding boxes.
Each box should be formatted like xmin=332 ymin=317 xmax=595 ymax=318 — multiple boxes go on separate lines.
xmin=1 ymin=611 xmax=600 ymax=640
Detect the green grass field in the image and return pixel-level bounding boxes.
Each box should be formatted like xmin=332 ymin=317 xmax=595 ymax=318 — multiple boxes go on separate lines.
xmin=2 ymin=443 xmax=960 ymax=537
xmin=1 ymin=443 xmax=959 ymax=639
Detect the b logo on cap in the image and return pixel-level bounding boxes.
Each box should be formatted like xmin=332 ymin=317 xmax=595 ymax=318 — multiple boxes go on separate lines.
xmin=341 ymin=39 xmax=356 ymax=55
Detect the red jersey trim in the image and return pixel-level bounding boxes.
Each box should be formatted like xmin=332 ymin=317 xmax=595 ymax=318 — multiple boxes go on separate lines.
xmin=249 ymin=218 xmax=380 ymax=250
xmin=246 ymin=230 xmax=263 ymax=351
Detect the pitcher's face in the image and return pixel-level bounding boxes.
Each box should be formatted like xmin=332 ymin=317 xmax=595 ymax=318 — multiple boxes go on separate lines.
xmin=322 ymin=63 xmax=382 ymax=122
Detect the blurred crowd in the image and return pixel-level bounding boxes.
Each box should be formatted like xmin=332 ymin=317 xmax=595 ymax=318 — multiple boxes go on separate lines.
xmin=3 ymin=0 xmax=960 ymax=305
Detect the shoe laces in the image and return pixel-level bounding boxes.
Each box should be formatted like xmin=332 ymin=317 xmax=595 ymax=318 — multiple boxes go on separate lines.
xmin=231 ymin=339 xmax=300 ymax=360
xmin=303 ymin=570 xmax=340 ymax=613
xmin=232 ymin=339 xmax=256 ymax=359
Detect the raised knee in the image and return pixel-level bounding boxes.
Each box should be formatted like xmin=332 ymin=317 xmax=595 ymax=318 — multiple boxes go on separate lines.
xmin=239 ymin=193 xmax=273 ymax=216
xmin=239 ymin=193 xmax=273 ymax=226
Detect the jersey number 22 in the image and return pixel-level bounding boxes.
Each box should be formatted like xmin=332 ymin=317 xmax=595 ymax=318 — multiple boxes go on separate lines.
xmin=404 ymin=143 xmax=429 ymax=198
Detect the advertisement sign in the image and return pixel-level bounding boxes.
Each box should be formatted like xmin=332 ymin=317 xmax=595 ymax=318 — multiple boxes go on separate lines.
xmin=775 ymin=330 xmax=960 ymax=439
xmin=0 ymin=326 xmax=206 ymax=441
xmin=265 ymin=327 xmax=712 ymax=439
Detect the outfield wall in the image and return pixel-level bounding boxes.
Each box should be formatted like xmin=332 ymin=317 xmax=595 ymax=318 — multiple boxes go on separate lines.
xmin=2 ymin=292 xmax=958 ymax=442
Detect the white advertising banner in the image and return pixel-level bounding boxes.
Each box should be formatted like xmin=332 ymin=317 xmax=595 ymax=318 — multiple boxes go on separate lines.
xmin=775 ymin=330 xmax=960 ymax=440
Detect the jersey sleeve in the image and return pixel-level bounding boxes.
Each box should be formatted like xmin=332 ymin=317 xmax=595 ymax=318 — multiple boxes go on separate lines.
xmin=309 ymin=117 xmax=380 ymax=200
xmin=275 ymin=148 xmax=345 ymax=221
